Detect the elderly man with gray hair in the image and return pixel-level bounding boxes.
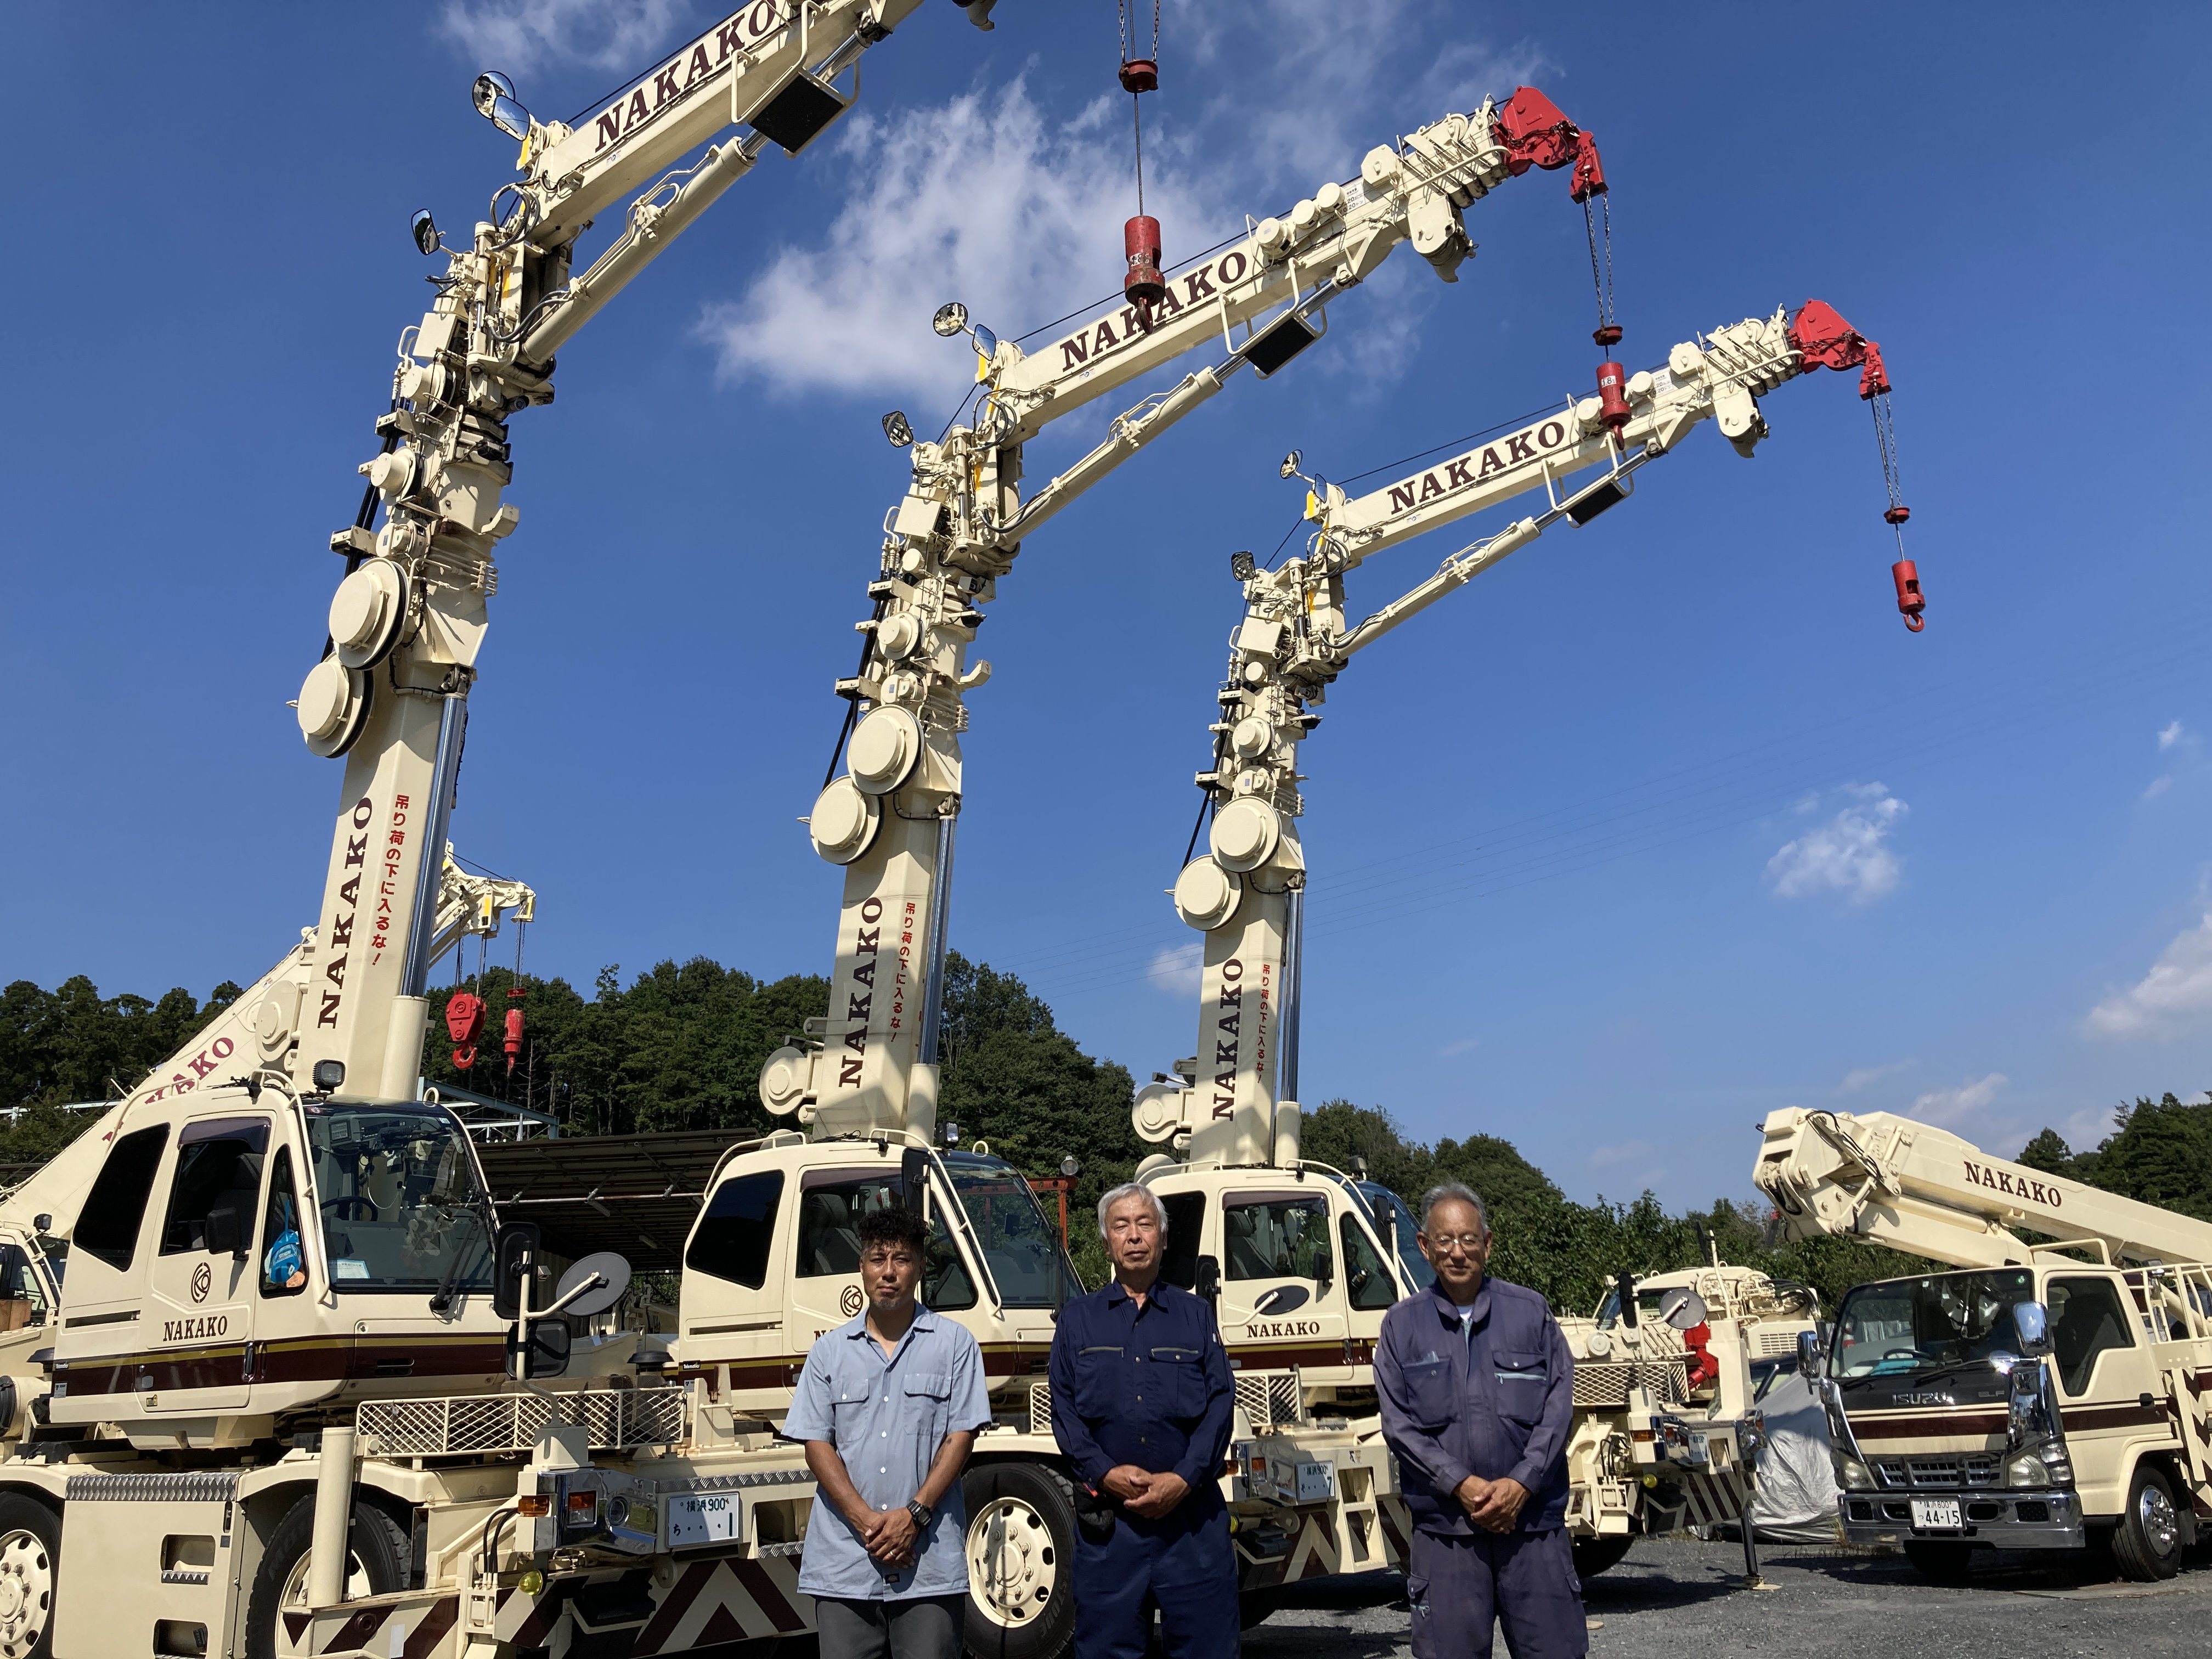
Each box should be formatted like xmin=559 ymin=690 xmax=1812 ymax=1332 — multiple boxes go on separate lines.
xmin=1376 ymin=1183 xmax=1582 ymax=1659
xmin=1048 ymin=1182 xmax=1238 ymax=1658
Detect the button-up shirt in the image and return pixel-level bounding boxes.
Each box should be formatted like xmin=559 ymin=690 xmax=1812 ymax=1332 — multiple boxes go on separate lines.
xmin=783 ymin=1304 xmax=992 ymax=1601
xmin=1376 ymin=1276 xmax=1575 ymax=1535
xmin=1049 ymin=1276 xmax=1234 ymax=1527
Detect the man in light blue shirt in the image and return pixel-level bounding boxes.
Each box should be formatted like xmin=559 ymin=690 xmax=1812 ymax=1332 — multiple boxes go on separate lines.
xmin=785 ymin=1206 xmax=992 ymax=1659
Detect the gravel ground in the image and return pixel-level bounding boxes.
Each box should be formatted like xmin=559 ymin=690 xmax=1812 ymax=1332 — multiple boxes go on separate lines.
xmin=1244 ymin=1536 xmax=2212 ymax=1658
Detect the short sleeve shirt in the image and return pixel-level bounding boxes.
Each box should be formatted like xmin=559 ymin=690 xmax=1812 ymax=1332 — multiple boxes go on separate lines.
xmin=783 ymin=1305 xmax=992 ymax=1601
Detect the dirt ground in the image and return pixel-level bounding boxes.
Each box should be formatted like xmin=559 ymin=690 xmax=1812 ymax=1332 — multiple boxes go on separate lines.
xmin=1243 ymin=1534 xmax=2212 ymax=1658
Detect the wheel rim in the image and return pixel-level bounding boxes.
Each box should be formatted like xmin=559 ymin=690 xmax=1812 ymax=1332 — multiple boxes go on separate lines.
xmin=0 ymin=1528 xmax=51 ymax=1659
xmin=274 ymin=1543 xmax=375 ymax=1657
xmin=2139 ymin=1482 xmax=2179 ymax=1554
xmin=966 ymin=1496 xmax=1059 ymax=1630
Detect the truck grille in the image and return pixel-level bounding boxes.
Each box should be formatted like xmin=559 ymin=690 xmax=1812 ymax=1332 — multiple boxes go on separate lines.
xmin=1874 ymin=1455 xmax=1999 ymax=1489
xmin=1571 ymin=1358 xmax=1689 ymax=1410
xmin=357 ymin=1385 xmax=687 ymax=1457
xmin=1233 ymin=1370 xmax=1306 ymax=1433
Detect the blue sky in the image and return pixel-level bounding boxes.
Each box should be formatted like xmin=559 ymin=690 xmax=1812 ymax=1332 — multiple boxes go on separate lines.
xmin=5 ymin=1 xmax=2209 ymax=1211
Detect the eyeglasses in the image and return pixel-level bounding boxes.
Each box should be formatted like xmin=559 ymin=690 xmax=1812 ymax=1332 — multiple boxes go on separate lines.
xmin=1424 ymin=1233 xmax=1487 ymax=1255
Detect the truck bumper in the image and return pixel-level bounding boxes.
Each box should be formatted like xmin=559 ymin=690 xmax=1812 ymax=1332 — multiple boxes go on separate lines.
xmin=1838 ymin=1488 xmax=2084 ymax=1550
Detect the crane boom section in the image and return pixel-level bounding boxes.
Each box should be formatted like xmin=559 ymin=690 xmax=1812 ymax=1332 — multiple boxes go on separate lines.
xmin=1311 ymin=308 xmax=1799 ymax=576
xmin=529 ymin=2 xmax=921 ymax=244
xmin=1754 ymin=1106 xmax=2212 ymax=1269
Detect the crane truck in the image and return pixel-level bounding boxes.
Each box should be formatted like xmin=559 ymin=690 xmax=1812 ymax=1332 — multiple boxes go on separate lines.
xmin=0 ymin=8 xmax=1060 ymax=1659
xmin=1124 ymin=300 xmax=1897 ymax=1579
xmin=1756 ymin=1106 xmax=2212 ymax=1581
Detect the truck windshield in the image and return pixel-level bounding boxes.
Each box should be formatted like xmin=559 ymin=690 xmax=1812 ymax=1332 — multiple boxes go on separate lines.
xmin=305 ymin=1104 xmax=494 ymax=1296
xmin=1356 ymin=1183 xmax=1434 ymax=1293
xmin=941 ymin=1154 xmax=1079 ymax=1309
xmin=1830 ymin=1269 xmax=2037 ymax=1384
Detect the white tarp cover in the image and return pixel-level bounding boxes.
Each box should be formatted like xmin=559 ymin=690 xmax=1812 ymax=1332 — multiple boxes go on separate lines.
xmin=1750 ymin=1369 xmax=1844 ymax=1544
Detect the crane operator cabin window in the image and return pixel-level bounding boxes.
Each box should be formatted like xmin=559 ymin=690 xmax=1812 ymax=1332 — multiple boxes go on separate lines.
xmin=1224 ymin=1195 xmax=1334 ymax=1285
xmin=794 ymin=1172 xmax=975 ymax=1311
xmin=160 ymin=1118 xmax=268 ymax=1256
xmin=306 ymin=1107 xmax=493 ymax=1295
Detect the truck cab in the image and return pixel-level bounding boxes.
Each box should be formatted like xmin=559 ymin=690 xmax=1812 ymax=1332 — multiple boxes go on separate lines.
xmin=1817 ymin=1259 xmax=2210 ymax=1578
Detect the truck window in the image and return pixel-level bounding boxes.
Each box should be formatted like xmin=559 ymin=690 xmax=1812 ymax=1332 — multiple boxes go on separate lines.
xmin=2047 ymin=1276 xmax=2135 ymax=1396
xmin=1339 ymin=1214 xmax=1397 ymax=1310
xmin=1223 ymin=1196 xmax=1333 ymax=1283
xmin=261 ymin=1148 xmax=307 ymax=1296
xmin=685 ymin=1171 xmax=785 ymax=1289
xmin=924 ymin=1206 xmax=977 ymax=1312
xmin=0 ymin=1243 xmax=48 ymax=1329
xmin=75 ymin=1125 xmax=170 ymax=1271
xmin=306 ymin=1106 xmax=494 ymax=1295
xmin=1159 ymin=1193 xmax=1205 ymax=1289
xmin=794 ymin=1177 xmax=900 ymax=1277
xmin=941 ymin=1155 xmax=1077 ymax=1308
xmin=161 ymin=1118 xmax=269 ymax=1255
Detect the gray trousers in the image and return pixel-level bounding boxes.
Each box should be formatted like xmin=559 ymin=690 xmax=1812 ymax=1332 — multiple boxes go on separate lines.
xmin=815 ymin=1594 xmax=966 ymax=1659
xmin=1406 ymin=1528 xmax=1587 ymax=1659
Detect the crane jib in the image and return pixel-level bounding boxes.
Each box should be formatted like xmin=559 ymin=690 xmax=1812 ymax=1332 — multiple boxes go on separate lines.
xmin=1378 ymin=409 xmax=1587 ymax=521
xmin=581 ymin=1 xmax=795 ymax=159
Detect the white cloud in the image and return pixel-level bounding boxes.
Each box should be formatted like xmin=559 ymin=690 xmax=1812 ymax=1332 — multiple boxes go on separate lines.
xmin=2084 ymin=911 xmax=2212 ymax=1039
xmin=1440 ymin=1035 xmax=1482 ymax=1057
xmin=2159 ymin=719 xmax=2187 ymax=751
xmin=437 ymin=0 xmax=694 ymax=75
xmin=2143 ymin=775 xmax=2174 ymax=802
xmin=1147 ymin=942 xmax=1203 ymax=997
xmin=1908 ymin=1071 xmax=2008 ymax=1131
xmin=698 ymin=5 xmax=1555 ymax=404
xmin=1765 ymin=783 xmax=1906 ymax=904
xmin=1836 ymin=1059 xmax=1914 ymax=1096
xmin=1589 ymin=1139 xmax=1651 ymax=1167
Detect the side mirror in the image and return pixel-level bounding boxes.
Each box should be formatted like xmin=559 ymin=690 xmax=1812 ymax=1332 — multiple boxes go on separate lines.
xmin=493 ymin=1222 xmax=541 ymax=1321
xmin=516 ymin=1317 xmax=571 ymax=1380
xmin=1796 ymin=1328 xmax=1823 ymax=1377
xmin=901 ymin=1148 xmax=931 ymax=1216
xmin=1660 ymin=1289 xmax=1709 ymax=1331
xmin=2011 ymin=1300 xmax=2052 ymax=1356
xmin=205 ymin=1206 xmax=245 ymax=1260
xmin=1615 ymin=1271 xmax=1639 ymax=1329
xmin=1195 ymin=1254 xmax=1221 ymax=1309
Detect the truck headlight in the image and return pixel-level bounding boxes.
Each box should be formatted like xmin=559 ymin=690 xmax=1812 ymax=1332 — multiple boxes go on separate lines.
xmin=1836 ymin=1454 xmax=1877 ymax=1491
xmin=2005 ymin=1453 xmax=2047 ymax=1489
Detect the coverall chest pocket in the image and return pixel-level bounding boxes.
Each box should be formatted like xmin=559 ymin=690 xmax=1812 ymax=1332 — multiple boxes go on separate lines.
xmin=901 ymin=1370 xmax=952 ymax=1443
xmin=1402 ymin=1357 xmax=1454 ymax=1430
xmin=1074 ymin=1346 xmax=1124 ymax=1418
xmin=1491 ymin=1351 xmax=1548 ymax=1424
xmin=1147 ymin=1346 xmax=1205 ymax=1417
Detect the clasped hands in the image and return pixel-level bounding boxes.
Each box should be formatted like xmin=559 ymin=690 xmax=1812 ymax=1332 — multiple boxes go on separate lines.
xmin=854 ymin=1504 xmax=922 ymax=1570
xmin=1453 ymin=1473 xmax=1530 ymax=1534
xmin=1101 ymin=1464 xmax=1190 ymax=1520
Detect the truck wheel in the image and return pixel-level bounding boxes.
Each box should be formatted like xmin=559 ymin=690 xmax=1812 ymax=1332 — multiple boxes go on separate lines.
xmin=1902 ymin=1540 xmax=1974 ymax=1585
xmin=0 ymin=1494 xmax=59 ymax=1659
xmin=246 ymin=1494 xmax=409 ymax=1659
xmin=2111 ymin=1464 xmax=2184 ymax=1582
xmin=962 ymin=1463 xmax=1076 ymax=1659
xmin=1571 ymin=1537 xmax=1634 ymax=1582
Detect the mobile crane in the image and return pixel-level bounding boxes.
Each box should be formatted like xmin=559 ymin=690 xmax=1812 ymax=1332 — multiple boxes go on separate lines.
xmin=0 ymin=9 xmax=1066 ymax=1659
xmin=1757 ymin=1107 xmax=2212 ymax=1581
xmin=1121 ymin=300 xmax=1900 ymax=1583
xmin=755 ymin=87 xmax=1612 ymax=1144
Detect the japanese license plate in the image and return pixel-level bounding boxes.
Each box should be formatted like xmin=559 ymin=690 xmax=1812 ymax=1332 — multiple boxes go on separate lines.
xmin=668 ymin=1492 xmax=740 ymax=1547
xmin=1910 ymin=1497 xmax=1962 ymax=1532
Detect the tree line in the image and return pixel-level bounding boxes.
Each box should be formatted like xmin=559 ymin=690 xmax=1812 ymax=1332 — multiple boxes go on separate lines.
xmin=7 ymin=961 xmax=2206 ymax=1310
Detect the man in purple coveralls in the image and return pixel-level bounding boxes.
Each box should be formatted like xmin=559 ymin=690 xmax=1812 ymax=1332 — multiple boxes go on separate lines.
xmin=1376 ymin=1183 xmax=1585 ymax=1659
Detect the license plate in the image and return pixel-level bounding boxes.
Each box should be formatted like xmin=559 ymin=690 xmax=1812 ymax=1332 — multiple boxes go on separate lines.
xmin=1910 ymin=1497 xmax=1961 ymax=1531
xmin=668 ymin=1493 xmax=740 ymax=1547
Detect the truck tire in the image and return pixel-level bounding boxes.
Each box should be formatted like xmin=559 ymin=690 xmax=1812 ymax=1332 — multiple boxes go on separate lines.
xmin=1901 ymin=1540 xmax=1974 ymax=1585
xmin=2110 ymin=1463 xmax=2184 ymax=1582
xmin=961 ymin=1463 xmax=1076 ymax=1659
xmin=0 ymin=1494 xmax=59 ymax=1659
xmin=246 ymin=1494 xmax=409 ymax=1659
xmin=1571 ymin=1536 xmax=1634 ymax=1582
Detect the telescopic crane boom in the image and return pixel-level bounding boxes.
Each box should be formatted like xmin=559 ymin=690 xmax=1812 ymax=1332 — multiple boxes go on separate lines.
xmin=1136 ymin=302 xmax=1897 ymax=1165
xmin=758 ymin=88 xmax=1612 ymax=1141
xmin=275 ymin=2 xmax=960 ymax=1109
xmin=1756 ymin=1107 xmax=2212 ymax=1269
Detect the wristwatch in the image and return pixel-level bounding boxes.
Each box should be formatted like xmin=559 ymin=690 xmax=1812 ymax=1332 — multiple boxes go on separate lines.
xmin=906 ymin=1501 xmax=934 ymax=1531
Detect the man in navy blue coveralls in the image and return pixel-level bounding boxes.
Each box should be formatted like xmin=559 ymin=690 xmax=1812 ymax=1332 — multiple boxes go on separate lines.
xmin=1377 ymin=1183 xmax=1584 ymax=1659
xmin=1049 ymin=1183 xmax=1238 ymax=1659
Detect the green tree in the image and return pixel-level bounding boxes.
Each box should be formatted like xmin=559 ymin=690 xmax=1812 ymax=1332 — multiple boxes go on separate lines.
xmin=2016 ymin=1128 xmax=2075 ymax=1176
